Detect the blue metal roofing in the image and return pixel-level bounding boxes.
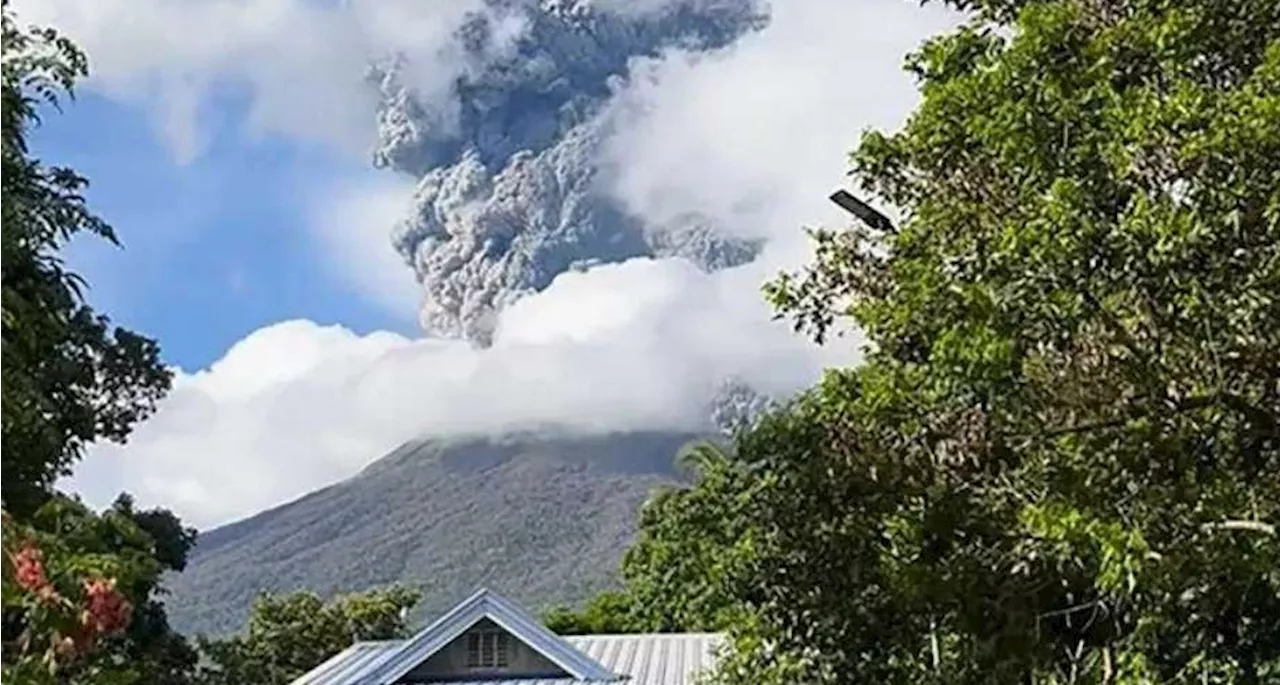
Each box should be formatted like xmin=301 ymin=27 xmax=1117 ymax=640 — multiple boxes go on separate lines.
xmin=568 ymin=633 xmax=724 ymax=685
xmin=290 ymin=641 xmax=406 ymax=685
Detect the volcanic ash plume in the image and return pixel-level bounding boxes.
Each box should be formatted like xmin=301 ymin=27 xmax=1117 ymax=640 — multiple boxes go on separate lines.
xmin=371 ymin=0 xmax=769 ymax=345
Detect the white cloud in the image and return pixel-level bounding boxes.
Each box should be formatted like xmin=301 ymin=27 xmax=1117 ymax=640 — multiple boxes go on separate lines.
xmin=308 ymin=176 xmax=423 ymax=320
xmin=68 ymin=258 xmax=852 ymax=529
xmin=10 ymin=0 xmax=484 ymax=160
xmin=600 ymin=0 xmax=960 ymax=244
xmin=34 ymin=0 xmax=964 ymax=528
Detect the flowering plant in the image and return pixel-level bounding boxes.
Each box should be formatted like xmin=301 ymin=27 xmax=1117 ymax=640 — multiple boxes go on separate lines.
xmin=2 ymin=509 xmax=136 ymax=683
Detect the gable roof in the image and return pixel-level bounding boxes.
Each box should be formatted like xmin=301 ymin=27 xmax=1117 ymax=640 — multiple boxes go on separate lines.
xmin=368 ymin=588 xmax=618 ymax=684
xmin=291 ymin=588 xmax=637 ymax=685
xmin=292 ymin=633 xmax=725 ymax=685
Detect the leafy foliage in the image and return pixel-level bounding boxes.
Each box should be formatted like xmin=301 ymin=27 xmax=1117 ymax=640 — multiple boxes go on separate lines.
xmin=541 ymin=441 xmax=758 ymax=636
xmin=2 ymin=510 xmax=135 ymax=684
xmin=2 ymin=496 xmax=199 ymax=684
xmin=618 ymin=442 xmax=759 ymax=634
xmin=745 ymin=0 xmax=1279 ymax=681
xmin=590 ymin=0 xmax=1280 ymax=683
xmin=195 ymin=586 xmax=421 ymax=685
xmin=1 ymin=3 xmax=198 ymax=682
xmin=0 ymin=0 xmax=171 ymax=518
xmin=544 ymin=591 xmax=637 ymax=635
xmin=56 ymin=495 xmax=200 ymax=684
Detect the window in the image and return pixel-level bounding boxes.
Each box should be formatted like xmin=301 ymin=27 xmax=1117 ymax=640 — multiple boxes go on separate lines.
xmin=465 ymin=630 xmax=510 ymax=669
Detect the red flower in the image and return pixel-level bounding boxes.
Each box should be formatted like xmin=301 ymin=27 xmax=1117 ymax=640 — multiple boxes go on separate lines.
xmin=13 ymin=543 xmax=49 ymax=593
xmin=80 ymin=577 xmax=133 ymax=637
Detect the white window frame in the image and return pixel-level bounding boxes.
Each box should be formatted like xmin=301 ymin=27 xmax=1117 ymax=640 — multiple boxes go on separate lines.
xmin=465 ymin=629 xmax=511 ymax=670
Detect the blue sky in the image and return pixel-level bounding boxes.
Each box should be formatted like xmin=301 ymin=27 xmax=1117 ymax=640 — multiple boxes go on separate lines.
xmin=33 ymin=91 xmax=413 ymax=370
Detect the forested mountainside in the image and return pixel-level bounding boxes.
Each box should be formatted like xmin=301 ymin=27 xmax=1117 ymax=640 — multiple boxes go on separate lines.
xmin=166 ymin=430 xmax=707 ymax=637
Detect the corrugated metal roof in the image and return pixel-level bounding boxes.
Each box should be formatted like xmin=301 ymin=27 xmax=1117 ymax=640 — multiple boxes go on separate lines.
xmin=379 ymin=680 xmax=596 ymax=685
xmin=567 ymin=633 xmax=724 ymax=685
xmin=291 ymin=633 xmax=724 ymax=685
xmin=291 ymin=641 xmax=405 ymax=685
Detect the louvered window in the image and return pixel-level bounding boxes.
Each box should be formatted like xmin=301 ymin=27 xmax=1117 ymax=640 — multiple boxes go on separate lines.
xmin=465 ymin=630 xmax=510 ymax=669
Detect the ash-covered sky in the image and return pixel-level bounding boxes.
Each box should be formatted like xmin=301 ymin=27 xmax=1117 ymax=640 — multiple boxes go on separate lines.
xmin=15 ymin=0 xmax=961 ymax=529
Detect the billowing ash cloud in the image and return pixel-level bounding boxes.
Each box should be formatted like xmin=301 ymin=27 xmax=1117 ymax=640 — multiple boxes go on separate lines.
xmin=709 ymin=377 xmax=779 ymax=435
xmin=370 ymin=0 xmax=768 ymax=343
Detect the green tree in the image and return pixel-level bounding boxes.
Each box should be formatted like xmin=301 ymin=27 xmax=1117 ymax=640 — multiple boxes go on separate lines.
xmin=542 ymin=441 xmax=758 ymax=636
xmin=46 ymin=495 xmax=200 ymax=684
xmin=3 ymin=496 xmax=200 ymax=684
xmin=196 ymin=586 xmax=422 ymax=685
xmin=619 ymin=441 xmax=758 ymax=634
xmin=2 ymin=3 xmax=199 ymax=682
xmin=3 ymin=509 xmax=137 ymax=685
xmin=544 ymin=591 xmax=637 ymax=635
xmin=1 ymin=0 xmax=170 ymax=518
xmin=631 ymin=0 xmax=1280 ymax=683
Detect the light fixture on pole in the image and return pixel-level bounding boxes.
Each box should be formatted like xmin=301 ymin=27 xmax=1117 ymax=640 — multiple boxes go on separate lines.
xmin=829 ymin=189 xmax=894 ymax=233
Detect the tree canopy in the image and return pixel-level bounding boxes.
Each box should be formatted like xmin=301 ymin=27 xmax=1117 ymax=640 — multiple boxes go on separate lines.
xmin=1 ymin=2 xmax=198 ymax=682
xmin=2 ymin=495 xmax=200 ymax=684
xmin=586 ymin=0 xmax=1279 ymax=683
xmin=1 ymin=0 xmax=170 ymax=518
xmin=195 ymin=586 xmax=422 ymax=685
xmin=541 ymin=441 xmax=757 ymax=636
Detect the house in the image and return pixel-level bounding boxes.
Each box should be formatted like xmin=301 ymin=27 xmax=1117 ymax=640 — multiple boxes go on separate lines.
xmin=289 ymin=588 xmax=725 ymax=685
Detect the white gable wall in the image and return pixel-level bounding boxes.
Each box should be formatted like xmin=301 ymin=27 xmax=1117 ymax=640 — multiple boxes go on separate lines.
xmin=396 ymin=618 xmax=569 ymax=683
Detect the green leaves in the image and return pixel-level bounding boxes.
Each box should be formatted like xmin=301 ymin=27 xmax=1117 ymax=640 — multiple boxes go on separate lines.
xmin=2 ymin=497 xmax=199 ymax=685
xmin=543 ymin=591 xmax=637 ymax=635
xmin=195 ymin=586 xmax=422 ymax=685
xmin=1 ymin=0 xmax=172 ymax=518
xmin=704 ymin=0 xmax=1280 ymax=682
xmin=1 ymin=5 xmax=195 ymax=683
xmin=1016 ymin=501 xmax=1153 ymax=597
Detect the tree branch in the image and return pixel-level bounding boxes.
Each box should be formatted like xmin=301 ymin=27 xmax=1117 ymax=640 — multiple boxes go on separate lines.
xmin=1201 ymin=520 xmax=1276 ymax=536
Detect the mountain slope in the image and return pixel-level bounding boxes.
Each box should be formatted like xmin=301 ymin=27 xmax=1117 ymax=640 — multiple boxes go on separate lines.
xmin=165 ymin=430 xmax=704 ymax=637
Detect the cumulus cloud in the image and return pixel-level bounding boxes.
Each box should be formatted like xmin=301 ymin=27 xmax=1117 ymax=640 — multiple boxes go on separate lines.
xmin=9 ymin=0 xmax=486 ymax=160
xmin=27 ymin=0 xmax=965 ymax=527
xmin=67 ymin=259 xmax=851 ymax=529
xmin=599 ymin=0 xmax=959 ymax=245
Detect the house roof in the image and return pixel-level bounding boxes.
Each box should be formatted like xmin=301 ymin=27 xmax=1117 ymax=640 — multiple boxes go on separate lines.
xmin=566 ymin=633 xmax=724 ymax=685
xmin=293 ymin=633 xmax=724 ymax=685
xmin=287 ymin=588 xmax=724 ymax=685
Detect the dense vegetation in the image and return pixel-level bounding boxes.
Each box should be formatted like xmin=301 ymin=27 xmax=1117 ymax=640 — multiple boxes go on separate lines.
xmin=1 ymin=2 xmax=202 ymax=682
xmin=552 ymin=0 xmax=1280 ymax=683
xmin=195 ymin=586 xmax=421 ymax=685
